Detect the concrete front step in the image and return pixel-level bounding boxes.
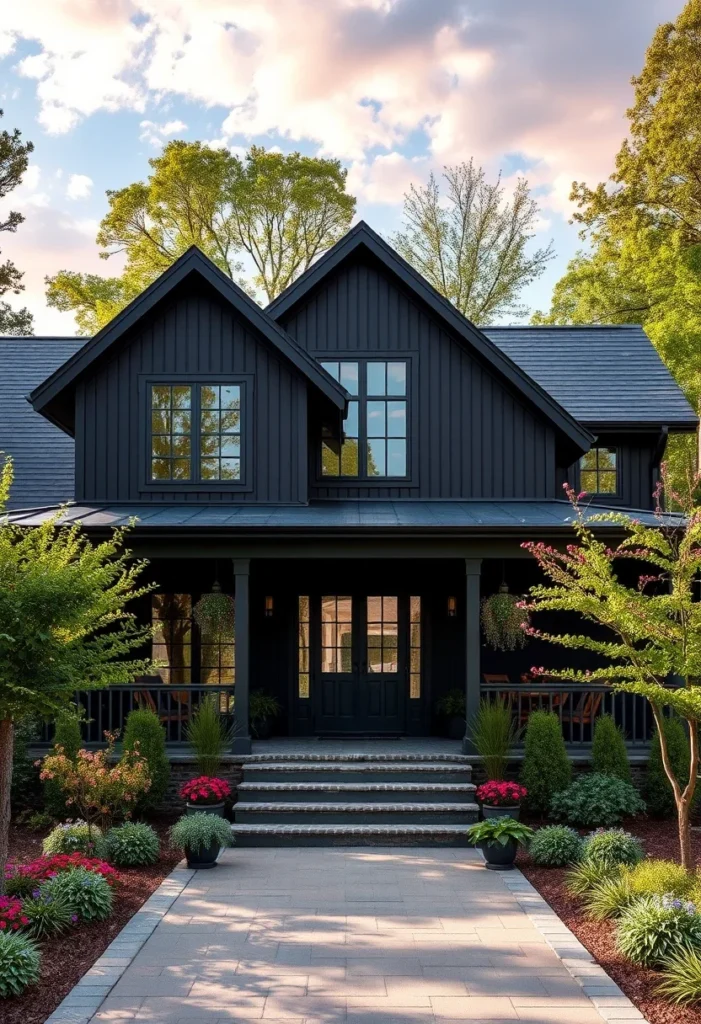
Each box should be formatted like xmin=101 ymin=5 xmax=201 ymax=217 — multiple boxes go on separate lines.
xmin=243 ymin=761 xmax=472 ymax=785
xmin=239 ymin=752 xmax=471 ymax=764
xmin=230 ymin=822 xmax=474 ymax=847
xmin=234 ymin=801 xmax=479 ymax=825
xmin=237 ymin=781 xmax=477 ymax=804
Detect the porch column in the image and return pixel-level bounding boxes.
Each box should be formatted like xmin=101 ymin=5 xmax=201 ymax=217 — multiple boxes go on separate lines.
xmin=462 ymin=558 xmax=482 ymax=755
xmin=232 ymin=558 xmax=252 ymax=754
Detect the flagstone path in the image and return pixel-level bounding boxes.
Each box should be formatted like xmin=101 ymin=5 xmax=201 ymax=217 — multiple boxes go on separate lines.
xmin=89 ymin=847 xmax=643 ymax=1024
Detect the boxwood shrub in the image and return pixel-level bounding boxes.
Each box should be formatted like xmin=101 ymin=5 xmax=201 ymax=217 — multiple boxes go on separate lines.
xmin=529 ymin=826 xmax=583 ymax=867
xmin=550 ymin=773 xmax=645 ymax=828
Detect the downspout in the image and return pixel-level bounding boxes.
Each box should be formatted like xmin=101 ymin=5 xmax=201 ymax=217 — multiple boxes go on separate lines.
xmin=651 ymin=425 xmax=669 ymax=509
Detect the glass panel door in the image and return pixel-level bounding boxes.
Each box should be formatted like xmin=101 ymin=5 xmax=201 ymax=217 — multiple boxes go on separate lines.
xmin=316 ymin=595 xmax=357 ymax=731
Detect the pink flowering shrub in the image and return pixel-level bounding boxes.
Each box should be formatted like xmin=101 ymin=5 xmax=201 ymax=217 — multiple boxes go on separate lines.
xmin=179 ymin=776 xmax=232 ymax=805
xmin=4 ymin=854 xmax=118 ymax=897
xmin=476 ymin=781 xmax=528 ymax=807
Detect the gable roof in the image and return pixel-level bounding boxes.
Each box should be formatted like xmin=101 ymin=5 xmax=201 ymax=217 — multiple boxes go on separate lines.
xmin=484 ymin=325 xmax=697 ymax=429
xmin=30 ymin=247 xmax=348 ymax=433
xmin=267 ymin=220 xmax=594 ymax=453
xmin=0 ymin=337 xmax=84 ymax=508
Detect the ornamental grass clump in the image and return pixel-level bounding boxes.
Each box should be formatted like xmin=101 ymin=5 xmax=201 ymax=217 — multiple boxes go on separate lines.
xmin=566 ymin=860 xmax=620 ymax=898
xmin=616 ymin=894 xmax=701 ymax=967
xmin=476 ymin=781 xmax=527 ymax=808
xmin=105 ymin=822 xmax=160 ymax=867
xmin=42 ymin=821 xmax=105 ymax=858
xmin=21 ymin=890 xmax=75 ymax=940
xmin=550 ymin=774 xmax=645 ymax=828
xmin=468 ymin=698 xmax=520 ymax=780
xmin=581 ymin=828 xmax=644 ymax=869
xmin=583 ymin=873 xmax=634 ymax=920
xmin=185 ymin=697 xmax=232 ymax=777
xmin=659 ymin=946 xmax=701 ymax=1005
xmin=529 ymin=825 xmax=583 ymax=868
xmin=42 ymin=868 xmax=114 ymax=923
xmin=0 ymin=931 xmax=41 ymax=998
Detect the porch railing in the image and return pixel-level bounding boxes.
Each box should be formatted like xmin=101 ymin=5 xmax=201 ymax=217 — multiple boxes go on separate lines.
xmin=36 ymin=684 xmax=237 ymax=749
xmin=480 ymin=683 xmax=655 ymax=749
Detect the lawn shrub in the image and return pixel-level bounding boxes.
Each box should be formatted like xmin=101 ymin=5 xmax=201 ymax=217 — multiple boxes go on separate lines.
xmin=550 ymin=774 xmax=645 ymax=828
xmin=105 ymin=822 xmax=160 ymax=867
xmin=616 ymin=894 xmax=701 ymax=967
xmin=22 ymin=890 xmax=75 ymax=940
xmin=122 ymin=709 xmax=170 ymax=811
xmin=659 ymin=947 xmax=701 ymax=1005
xmin=41 ymin=867 xmax=114 ymax=923
xmin=0 ymin=931 xmax=41 ymax=998
xmin=43 ymin=712 xmax=82 ymax=818
xmin=42 ymin=821 xmax=105 ymax=858
xmin=591 ymin=715 xmax=631 ymax=782
xmin=529 ymin=826 xmax=583 ymax=867
xmin=519 ymin=711 xmax=571 ymax=814
xmin=644 ymin=717 xmax=696 ymax=818
xmin=581 ymin=828 xmax=644 ymax=869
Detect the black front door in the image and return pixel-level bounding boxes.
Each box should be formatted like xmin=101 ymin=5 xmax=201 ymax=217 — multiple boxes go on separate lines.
xmin=314 ymin=593 xmax=408 ymax=734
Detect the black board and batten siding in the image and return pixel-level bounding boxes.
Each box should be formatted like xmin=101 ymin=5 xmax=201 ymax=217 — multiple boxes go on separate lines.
xmin=75 ymin=288 xmax=308 ymax=504
xmin=564 ymin=434 xmax=662 ymax=511
xmin=280 ymin=256 xmax=558 ymax=501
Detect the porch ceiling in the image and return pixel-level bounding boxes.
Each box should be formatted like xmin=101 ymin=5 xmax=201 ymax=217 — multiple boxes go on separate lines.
xmin=5 ymin=498 xmax=674 ymax=532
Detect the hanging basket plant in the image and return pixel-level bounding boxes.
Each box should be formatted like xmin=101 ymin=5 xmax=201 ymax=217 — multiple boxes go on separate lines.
xmin=480 ymin=583 xmax=529 ymax=652
xmin=193 ymin=582 xmax=235 ymax=643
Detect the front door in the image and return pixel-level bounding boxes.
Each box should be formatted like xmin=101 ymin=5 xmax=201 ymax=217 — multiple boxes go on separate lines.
xmin=314 ymin=594 xmax=411 ymax=734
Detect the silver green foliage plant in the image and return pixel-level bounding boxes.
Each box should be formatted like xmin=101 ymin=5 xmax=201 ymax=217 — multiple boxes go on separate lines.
xmin=581 ymin=828 xmax=644 ymax=869
xmin=616 ymin=894 xmax=701 ymax=967
xmin=659 ymin=946 xmax=701 ymax=1005
xmin=105 ymin=822 xmax=160 ymax=867
xmin=529 ymin=825 xmax=583 ymax=867
xmin=169 ymin=812 xmax=233 ymax=855
xmin=41 ymin=867 xmax=113 ymax=923
xmin=0 ymin=931 xmax=41 ymax=998
xmin=42 ymin=821 xmax=105 ymax=858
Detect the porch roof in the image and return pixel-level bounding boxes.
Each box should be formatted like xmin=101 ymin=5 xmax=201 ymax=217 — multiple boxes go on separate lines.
xmin=4 ymin=499 xmax=673 ymax=533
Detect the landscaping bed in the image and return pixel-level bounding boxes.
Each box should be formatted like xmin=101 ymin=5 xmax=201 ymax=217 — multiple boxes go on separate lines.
xmin=518 ymin=821 xmax=701 ymax=1024
xmin=3 ymin=817 xmax=180 ymax=1024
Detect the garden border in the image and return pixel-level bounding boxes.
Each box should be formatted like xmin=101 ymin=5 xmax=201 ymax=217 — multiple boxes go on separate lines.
xmin=43 ymin=863 xmax=193 ymax=1024
xmin=502 ymin=867 xmax=645 ymax=1022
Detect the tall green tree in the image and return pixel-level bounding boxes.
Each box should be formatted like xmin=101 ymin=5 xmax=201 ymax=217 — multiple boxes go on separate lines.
xmin=0 ymin=456 xmax=154 ymax=892
xmin=46 ymin=142 xmax=356 ymax=333
xmin=392 ymin=160 xmax=554 ymax=323
xmin=534 ymin=1 xmax=701 ymax=480
xmin=0 ymin=110 xmax=33 ymax=335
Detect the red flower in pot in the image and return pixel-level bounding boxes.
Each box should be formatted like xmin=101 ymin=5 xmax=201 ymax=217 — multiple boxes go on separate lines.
xmin=180 ymin=776 xmax=232 ymax=817
xmin=476 ymin=780 xmax=528 ymax=820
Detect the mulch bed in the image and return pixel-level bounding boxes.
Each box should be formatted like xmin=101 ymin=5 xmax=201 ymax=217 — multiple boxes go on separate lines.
xmin=3 ymin=817 xmax=181 ymax=1024
xmin=518 ymin=818 xmax=701 ymax=1024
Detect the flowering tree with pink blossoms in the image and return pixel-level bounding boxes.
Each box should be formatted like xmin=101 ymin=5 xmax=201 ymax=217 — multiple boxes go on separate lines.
xmin=521 ymin=469 xmax=701 ymax=868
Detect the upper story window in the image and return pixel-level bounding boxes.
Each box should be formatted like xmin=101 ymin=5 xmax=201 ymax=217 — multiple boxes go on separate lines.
xmin=320 ymin=360 xmax=408 ymax=478
xmin=150 ymin=383 xmax=242 ymax=483
xmin=580 ymin=446 xmax=617 ymax=495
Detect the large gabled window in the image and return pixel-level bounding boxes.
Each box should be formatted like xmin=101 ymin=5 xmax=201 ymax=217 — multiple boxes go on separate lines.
xmin=320 ymin=359 xmax=408 ymax=479
xmin=150 ymin=382 xmax=244 ymax=485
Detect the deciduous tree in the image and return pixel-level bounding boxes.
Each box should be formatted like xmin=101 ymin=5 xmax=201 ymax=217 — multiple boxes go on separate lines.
xmin=0 ymin=110 xmax=33 ymax=335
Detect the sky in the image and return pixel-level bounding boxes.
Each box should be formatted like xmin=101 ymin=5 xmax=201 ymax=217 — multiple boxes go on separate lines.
xmin=0 ymin=0 xmax=688 ymax=336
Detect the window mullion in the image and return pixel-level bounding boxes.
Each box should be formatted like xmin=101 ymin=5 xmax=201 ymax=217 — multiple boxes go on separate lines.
xmin=193 ymin=385 xmax=201 ymax=484
xmin=360 ymin=362 xmax=368 ymax=480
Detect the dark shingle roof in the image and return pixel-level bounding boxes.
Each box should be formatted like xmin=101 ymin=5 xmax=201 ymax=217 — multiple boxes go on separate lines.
xmin=0 ymin=337 xmax=85 ymax=509
xmin=6 ymin=499 xmax=671 ymax=531
xmin=483 ymin=325 xmax=697 ymax=428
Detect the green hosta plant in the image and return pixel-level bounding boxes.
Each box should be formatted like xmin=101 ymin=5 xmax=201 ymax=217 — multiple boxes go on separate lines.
xmin=42 ymin=868 xmax=114 ymax=923
xmin=42 ymin=821 xmax=105 ymax=858
xmin=529 ymin=826 xmax=583 ymax=867
xmin=659 ymin=947 xmax=701 ymax=1005
xmin=550 ymin=774 xmax=645 ymax=828
xmin=21 ymin=890 xmax=75 ymax=940
xmin=105 ymin=822 xmax=159 ymax=867
xmin=467 ymin=817 xmax=534 ymax=847
xmin=0 ymin=931 xmax=41 ymax=998
xmin=616 ymin=894 xmax=701 ymax=967
xmin=581 ymin=829 xmax=644 ymax=869
xmin=170 ymin=813 xmax=233 ymax=855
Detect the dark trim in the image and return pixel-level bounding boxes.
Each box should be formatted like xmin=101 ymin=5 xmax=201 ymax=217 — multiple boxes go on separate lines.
xmin=267 ymin=221 xmax=594 ymax=453
xmin=138 ymin=373 xmax=254 ymax=494
xmin=30 ymin=247 xmax=348 ymax=432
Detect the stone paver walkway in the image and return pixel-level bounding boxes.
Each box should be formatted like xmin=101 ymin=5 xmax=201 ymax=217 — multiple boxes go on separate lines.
xmin=93 ymin=848 xmax=629 ymax=1024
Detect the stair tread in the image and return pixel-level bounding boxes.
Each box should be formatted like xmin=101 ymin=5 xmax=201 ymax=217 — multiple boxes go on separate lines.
xmin=231 ymin=823 xmax=474 ymax=835
xmin=237 ymin=782 xmax=476 ymax=792
xmin=245 ymin=762 xmax=469 ymax=773
xmin=235 ymin=802 xmax=478 ymax=813
xmin=239 ymin=753 xmax=471 ymax=764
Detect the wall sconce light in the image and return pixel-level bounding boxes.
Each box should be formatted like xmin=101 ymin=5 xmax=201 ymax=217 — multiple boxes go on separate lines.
xmin=447 ymin=596 xmax=457 ymax=618
xmin=264 ymin=595 xmax=274 ymax=618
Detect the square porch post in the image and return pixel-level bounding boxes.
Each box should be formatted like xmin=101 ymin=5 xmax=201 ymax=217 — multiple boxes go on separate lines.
xmin=462 ymin=557 xmax=482 ymax=755
xmin=232 ymin=558 xmax=252 ymax=754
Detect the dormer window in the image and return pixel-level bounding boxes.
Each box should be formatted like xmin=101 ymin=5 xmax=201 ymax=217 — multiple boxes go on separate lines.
xmin=320 ymin=359 xmax=408 ymax=479
xmin=580 ymin=446 xmax=617 ymax=495
xmin=150 ymin=382 xmax=243 ymax=484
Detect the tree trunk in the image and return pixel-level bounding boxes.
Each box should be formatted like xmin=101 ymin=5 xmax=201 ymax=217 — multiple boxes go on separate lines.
xmin=679 ymin=798 xmax=692 ymax=871
xmin=0 ymin=717 xmax=14 ymax=897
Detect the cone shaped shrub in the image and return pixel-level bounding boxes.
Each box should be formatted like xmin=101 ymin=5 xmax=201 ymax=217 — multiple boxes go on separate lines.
xmin=519 ymin=711 xmax=571 ymax=814
xmin=123 ymin=708 xmax=170 ymax=811
xmin=591 ymin=715 xmax=631 ymax=782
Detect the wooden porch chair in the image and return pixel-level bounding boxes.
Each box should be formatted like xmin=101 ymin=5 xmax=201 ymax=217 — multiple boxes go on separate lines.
xmin=134 ymin=686 xmax=190 ymax=724
xmin=569 ymin=691 xmax=603 ymax=727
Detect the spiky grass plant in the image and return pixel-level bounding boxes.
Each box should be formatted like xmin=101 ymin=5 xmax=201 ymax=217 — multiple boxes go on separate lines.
xmin=468 ymin=698 xmax=520 ymax=780
xmin=583 ymin=872 xmax=634 ymax=920
xmin=566 ymin=860 xmax=619 ymax=898
xmin=185 ymin=695 xmax=233 ymax=777
xmin=658 ymin=947 xmax=701 ymax=1005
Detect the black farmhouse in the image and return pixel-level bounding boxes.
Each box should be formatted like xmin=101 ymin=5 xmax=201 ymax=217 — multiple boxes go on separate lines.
xmin=1 ymin=222 xmax=697 ymax=758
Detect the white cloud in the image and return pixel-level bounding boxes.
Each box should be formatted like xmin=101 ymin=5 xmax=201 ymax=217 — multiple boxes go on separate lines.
xmin=139 ymin=118 xmax=188 ymax=146
xmin=65 ymin=173 xmax=93 ymax=200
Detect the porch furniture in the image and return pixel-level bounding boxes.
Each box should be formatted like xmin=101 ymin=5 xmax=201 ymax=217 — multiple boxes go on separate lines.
xmin=134 ymin=687 xmax=191 ymax=724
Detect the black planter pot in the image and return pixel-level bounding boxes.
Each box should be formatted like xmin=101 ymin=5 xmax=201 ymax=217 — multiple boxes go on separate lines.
xmin=482 ymin=805 xmax=521 ymax=821
xmin=185 ymin=840 xmax=221 ymax=869
xmin=477 ymin=839 xmax=518 ymax=871
xmin=186 ymin=801 xmax=226 ymax=817
xmin=447 ymin=716 xmax=464 ymax=741
xmin=253 ymin=717 xmax=272 ymax=740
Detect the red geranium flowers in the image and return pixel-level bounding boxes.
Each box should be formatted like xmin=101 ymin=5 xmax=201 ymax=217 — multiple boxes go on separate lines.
xmin=179 ymin=776 xmax=232 ymax=804
xmin=0 ymin=896 xmax=28 ymax=931
xmin=476 ymin=781 xmax=528 ymax=807
xmin=4 ymin=853 xmax=118 ymax=892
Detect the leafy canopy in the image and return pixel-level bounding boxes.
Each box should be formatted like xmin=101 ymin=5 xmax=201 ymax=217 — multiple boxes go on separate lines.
xmin=0 ymin=109 xmax=33 ymax=335
xmin=46 ymin=142 xmax=356 ymax=333
xmin=392 ymin=159 xmax=553 ymax=323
